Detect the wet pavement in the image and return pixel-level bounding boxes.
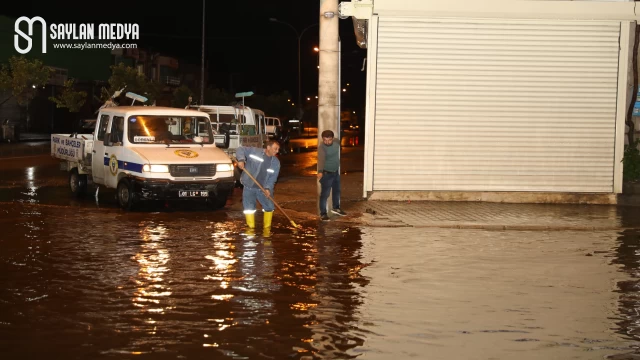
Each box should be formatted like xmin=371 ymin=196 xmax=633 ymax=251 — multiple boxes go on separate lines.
xmin=4 ymin=149 xmax=640 ymax=359
xmin=0 ymin=141 xmax=50 ymax=158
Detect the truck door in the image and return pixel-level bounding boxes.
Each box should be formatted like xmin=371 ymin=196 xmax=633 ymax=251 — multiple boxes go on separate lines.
xmin=104 ymin=116 xmax=125 ymax=189
xmin=91 ymin=114 xmax=110 ymax=185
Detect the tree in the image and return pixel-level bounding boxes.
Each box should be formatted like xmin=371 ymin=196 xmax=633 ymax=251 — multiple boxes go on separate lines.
xmin=204 ymin=87 xmax=233 ymax=105
xmin=172 ymin=85 xmax=193 ymax=108
xmin=265 ymin=91 xmax=296 ymax=119
xmin=101 ymin=62 xmax=162 ymax=105
xmin=0 ymin=56 xmax=51 ymax=107
xmin=49 ymin=79 xmax=87 ymax=112
xmin=244 ymin=91 xmax=295 ymax=118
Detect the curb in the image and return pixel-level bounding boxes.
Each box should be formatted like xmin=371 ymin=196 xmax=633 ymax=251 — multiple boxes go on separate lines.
xmin=355 ymin=218 xmax=640 ymax=230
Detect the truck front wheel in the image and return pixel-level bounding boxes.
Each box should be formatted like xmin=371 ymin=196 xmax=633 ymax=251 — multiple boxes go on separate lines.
xmin=208 ymin=190 xmax=230 ymax=210
xmin=117 ymin=178 xmax=135 ymax=210
xmin=69 ymin=168 xmax=87 ymax=197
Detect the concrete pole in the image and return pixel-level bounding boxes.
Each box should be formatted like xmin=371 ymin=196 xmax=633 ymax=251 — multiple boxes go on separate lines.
xmin=298 ymin=36 xmax=301 ymax=116
xmin=200 ymin=0 xmax=205 ymax=105
xmin=317 ymin=0 xmax=339 ymax=216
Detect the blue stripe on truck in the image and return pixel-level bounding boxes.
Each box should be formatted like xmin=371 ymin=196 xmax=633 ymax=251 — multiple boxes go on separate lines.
xmin=103 ymin=157 xmax=144 ymax=173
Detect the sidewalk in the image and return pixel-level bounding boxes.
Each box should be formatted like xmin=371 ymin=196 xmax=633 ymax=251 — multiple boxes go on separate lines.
xmin=273 ymin=172 xmax=640 ymax=230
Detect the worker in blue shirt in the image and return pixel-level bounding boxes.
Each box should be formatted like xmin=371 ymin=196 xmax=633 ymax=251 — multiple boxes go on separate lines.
xmin=236 ymin=140 xmax=281 ymax=229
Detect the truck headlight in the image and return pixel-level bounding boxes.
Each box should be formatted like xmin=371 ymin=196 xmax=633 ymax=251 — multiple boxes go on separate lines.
xmin=216 ymin=164 xmax=233 ymax=172
xmin=143 ymin=164 xmax=169 ymax=173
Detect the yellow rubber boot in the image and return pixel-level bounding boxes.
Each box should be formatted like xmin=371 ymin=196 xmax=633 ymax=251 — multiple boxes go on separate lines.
xmin=244 ymin=210 xmax=256 ymax=228
xmin=263 ymin=211 xmax=273 ymax=237
xmin=263 ymin=211 xmax=273 ymax=228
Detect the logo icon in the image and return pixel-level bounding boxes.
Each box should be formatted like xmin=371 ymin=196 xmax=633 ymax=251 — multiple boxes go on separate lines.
xmin=109 ymin=154 xmax=118 ymax=175
xmin=14 ymin=16 xmax=47 ymax=54
xmin=174 ymin=149 xmax=199 ymax=158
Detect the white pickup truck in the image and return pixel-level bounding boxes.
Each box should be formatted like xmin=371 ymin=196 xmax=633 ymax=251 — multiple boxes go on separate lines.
xmin=188 ymin=104 xmax=269 ymax=184
xmin=265 ymin=117 xmax=282 ymax=138
xmin=188 ymin=104 xmax=268 ymax=157
xmin=51 ymin=106 xmax=236 ymax=210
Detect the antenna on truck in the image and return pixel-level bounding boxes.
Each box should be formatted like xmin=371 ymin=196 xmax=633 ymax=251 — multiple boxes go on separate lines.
xmin=96 ymin=86 xmax=127 ymax=113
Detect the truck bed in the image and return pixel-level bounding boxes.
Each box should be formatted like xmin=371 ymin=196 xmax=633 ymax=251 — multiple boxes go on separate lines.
xmin=51 ymin=134 xmax=94 ymax=163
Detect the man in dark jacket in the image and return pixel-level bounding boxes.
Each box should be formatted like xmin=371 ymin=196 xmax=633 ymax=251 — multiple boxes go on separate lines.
xmin=317 ymin=130 xmax=346 ymax=221
xmin=236 ymin=140 xmax=281 ymax=228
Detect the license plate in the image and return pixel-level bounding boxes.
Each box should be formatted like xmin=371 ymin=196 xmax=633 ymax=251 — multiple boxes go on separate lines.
xmin=189 ymin=167 xmax=198 ymax=174
xmin=178 ymin=190 xmax=208 ymax=197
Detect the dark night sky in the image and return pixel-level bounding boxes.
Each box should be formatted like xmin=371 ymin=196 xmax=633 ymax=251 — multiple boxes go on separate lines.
xmin=1 ymin=0 xmax=367 ymax=110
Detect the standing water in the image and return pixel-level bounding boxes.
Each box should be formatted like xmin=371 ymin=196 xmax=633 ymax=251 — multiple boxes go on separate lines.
xmin=2 ymin=155 xmax=640 ymax=359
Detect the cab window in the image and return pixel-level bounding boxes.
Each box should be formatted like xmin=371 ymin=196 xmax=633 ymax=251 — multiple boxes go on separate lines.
xmin=97 ymin=114 xmax=110 ymax=141
xmin=109 ymin=116 xmax=125 ymax=145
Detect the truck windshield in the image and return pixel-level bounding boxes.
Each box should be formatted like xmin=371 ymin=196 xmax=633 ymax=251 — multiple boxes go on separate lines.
xmin=127 ymin=116 xmax=214 ymax=144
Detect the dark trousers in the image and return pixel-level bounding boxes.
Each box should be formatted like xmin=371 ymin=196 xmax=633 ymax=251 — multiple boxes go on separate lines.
xmin=319 ymin=172 xmax=341 ymax=215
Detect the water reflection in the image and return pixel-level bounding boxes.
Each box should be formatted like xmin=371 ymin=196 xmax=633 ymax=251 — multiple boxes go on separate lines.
xmin=611 ymin=206 xmax=640 ymax=357
xmin=612 ymin=230 xmax=640 ymax=346
xmin=309 ymin=226 xmax=369 ymax=357
xmin=263 ymin=226 xmax=369 ymax=358
xmin=133 ymin=223 xmax=172 ymax=315
xmin=22 ymin=166 xmax=38 ymax=201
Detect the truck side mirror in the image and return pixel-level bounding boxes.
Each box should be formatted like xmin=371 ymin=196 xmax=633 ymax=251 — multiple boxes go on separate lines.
xmin=104 ymin=133 xmax=112 ymax=146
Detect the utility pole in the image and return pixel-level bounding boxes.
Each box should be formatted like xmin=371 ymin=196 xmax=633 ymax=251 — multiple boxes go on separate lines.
xmin=298 ymin=35 xmax=301 ymax=118
xmin=317 ymin=0 xmax=339 ymax=216
xmin=200 ymin=0 xmax=205 ymax=105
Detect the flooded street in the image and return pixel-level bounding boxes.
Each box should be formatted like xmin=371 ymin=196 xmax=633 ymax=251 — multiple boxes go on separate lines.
xmin=2 ymin=153 xmax=640 ymax=359
xmin=1 ymin=202 xmax=368 ymax=359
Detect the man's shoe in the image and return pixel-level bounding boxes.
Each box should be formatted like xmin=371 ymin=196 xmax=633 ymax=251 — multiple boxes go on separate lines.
xmin=331 ymin=208 xmax=347 ymax=216
xmin=320 ymin=214 xmax=330 ymax=221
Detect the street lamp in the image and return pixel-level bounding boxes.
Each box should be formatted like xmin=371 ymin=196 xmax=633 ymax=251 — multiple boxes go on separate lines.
xmin=269 ymin=18 xmax=318 ymax=115
xmin=314 ymin=46 xmax=320 ymax=70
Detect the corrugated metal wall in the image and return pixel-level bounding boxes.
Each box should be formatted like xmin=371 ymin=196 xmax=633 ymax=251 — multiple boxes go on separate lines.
xmin=372 ymin=17 xmax=622 ymax=192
